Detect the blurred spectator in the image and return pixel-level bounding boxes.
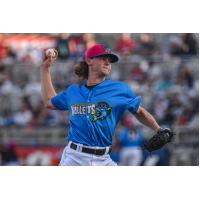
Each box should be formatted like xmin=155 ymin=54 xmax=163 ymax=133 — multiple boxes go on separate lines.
xmin=163 ymin=94 xmax=182 ymax=126
xmin=82 ymin=33 xmax=96 ymax=49
xmin=130 ymin=64 xmax=147 ymax=83
xmin=156 ymin=73 xmax=174 ymax=92
xmin=0 ymin=68 xmax=20 ymax=96
xmin=176 ymin=109 xmax=190 ymax=126
xmin=118 ymin=115 xmax=144 ymax=166
xmin=23 ymin=79 xmax=41 ymax=109
xmin=1 ymin=97 xmax=33 ymax=126
xmin=176 ymin=64 xmax=194 ymax=88
xmin=56 ymin=33 xmax=70 ymax=60
xmin=0 ymin=143 xmax=19 ymax=166
xmin=12 ymin=98 xmax=33 ymax=126
xmin=0 ymin=34 xmax=8 ymax=61
xmin=68 ymin=34 xmax=86 ymax=61
xmin=0 ymin=65 xmax=23 ymax=116
xmin=153 ymin=94 xmax=169 ymax=124
xmin=0 ymin=35 xmax=16 ymax=65
xmin=143 ymin=147 xmax=170 ymax=166
xmin=181 ymin=33 xmax=198 ymax=55
xmin=168 ymin=34 xmax=185 ymax=56
xmin=68 ymin=33 xmax=96 ymax=61
xmin=137 ymin=34 xmax=157 ymax=56
xmin=116 ymin=33 xmax=135 ymax=57
xmin=25 ymin=151 xmax=52 ymax=166
xmin=168 ymin=34 xmax=198 ymax=57
xmin=37 ymin=108 xmax=66 ymax=127
xmin=29 ymin=103 xmax=44 ymax=127
xmin=1 ymin=34 xmax=55 ymax=64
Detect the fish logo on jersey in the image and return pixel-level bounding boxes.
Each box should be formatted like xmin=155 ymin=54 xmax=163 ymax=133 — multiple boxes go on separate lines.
xmin=90 ymin=102 xmax=112 ymax=122
xmin=71 ymin=102 xmax=112 ymax=122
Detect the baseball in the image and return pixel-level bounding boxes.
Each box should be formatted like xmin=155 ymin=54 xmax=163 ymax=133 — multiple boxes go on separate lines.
xmin=45 ymin=49 xmax=56 ymax=57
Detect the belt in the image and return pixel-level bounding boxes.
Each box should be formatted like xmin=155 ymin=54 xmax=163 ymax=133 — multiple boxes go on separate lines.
xmin=70 ymin=142 xmax=112 ymax=156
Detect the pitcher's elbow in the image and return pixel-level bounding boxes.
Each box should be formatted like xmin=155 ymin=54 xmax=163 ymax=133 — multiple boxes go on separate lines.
xmin=45 ymin=103 xmax=51 ymax=109
xmin=44 ymin=100 xmax=55 ymax=110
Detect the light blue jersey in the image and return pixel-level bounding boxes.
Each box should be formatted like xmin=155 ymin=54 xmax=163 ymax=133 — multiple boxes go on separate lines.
xmin=51 ymin=79 xmax=141 ymax=147
xmin=118 ymin=128 xmax=145 ymax=148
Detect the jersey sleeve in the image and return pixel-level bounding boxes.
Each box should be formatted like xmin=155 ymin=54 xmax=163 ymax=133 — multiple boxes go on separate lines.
xmin=126 ymin=84 xmax=142 ymax=113
xmin=51 ymin=89 xmax=69 ymax=111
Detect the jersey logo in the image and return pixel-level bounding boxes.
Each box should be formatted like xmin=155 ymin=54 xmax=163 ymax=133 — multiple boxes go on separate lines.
xmin=90 ymin=102 xmax=112 ymax=122
xmin=71 ymin=102 xmax=112 ymax=122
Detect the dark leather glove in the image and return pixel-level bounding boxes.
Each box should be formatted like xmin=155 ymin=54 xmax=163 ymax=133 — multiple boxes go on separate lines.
xmin=144 ymin=128 xmax=174 ymax=152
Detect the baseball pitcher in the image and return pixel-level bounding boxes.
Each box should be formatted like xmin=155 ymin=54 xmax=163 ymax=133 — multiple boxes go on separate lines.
xmin=40 ymin=43 xmax=173 ymax=166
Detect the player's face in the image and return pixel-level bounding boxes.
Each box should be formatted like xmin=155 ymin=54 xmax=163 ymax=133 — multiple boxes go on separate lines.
xmin=88 ymin=56 xmax=112 ymax=77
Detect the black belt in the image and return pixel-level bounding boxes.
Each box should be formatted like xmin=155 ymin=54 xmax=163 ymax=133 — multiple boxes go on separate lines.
xmin=70 ymin=142 xmax=112 ymax=156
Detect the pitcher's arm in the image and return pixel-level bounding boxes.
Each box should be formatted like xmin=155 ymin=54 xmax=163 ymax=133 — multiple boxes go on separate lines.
xmin=40 ymin=49 xmax=57 ymax=109
xmin=134 ymin=106 xmax=160 ymax=132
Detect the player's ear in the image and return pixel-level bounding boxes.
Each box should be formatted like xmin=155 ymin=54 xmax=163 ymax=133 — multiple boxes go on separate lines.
xmin=86 ymin=58 xmax=92 ymax=65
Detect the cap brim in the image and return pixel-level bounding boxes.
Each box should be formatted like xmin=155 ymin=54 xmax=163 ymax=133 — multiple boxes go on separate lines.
xmin=93 ymin=53 xmax=119 ymax=63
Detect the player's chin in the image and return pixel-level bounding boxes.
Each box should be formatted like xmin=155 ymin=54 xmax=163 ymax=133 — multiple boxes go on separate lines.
xmin=102 ymin=69 xmax=111 ymax=76
xmin=101 ymin=72 xmax=110 ymax=77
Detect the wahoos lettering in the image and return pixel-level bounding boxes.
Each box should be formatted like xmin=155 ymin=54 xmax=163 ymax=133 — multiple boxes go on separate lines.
xmin=71 ymin=104 xmax=96 ymax=115
xmin=71 ymin=102 xmax=112 ymax=122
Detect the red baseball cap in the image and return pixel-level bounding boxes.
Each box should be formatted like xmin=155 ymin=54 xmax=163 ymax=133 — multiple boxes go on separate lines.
xmin=85 ymin=43 xmax=119 ymax=63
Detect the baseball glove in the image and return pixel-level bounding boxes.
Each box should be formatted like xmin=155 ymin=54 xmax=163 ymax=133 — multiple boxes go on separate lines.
xmin=144 ymin=128 xmax=174 ymax=152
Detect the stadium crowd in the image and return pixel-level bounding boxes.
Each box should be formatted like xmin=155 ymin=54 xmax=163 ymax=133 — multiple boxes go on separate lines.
xmin=0 ymin=33 xmax=198 ymax=165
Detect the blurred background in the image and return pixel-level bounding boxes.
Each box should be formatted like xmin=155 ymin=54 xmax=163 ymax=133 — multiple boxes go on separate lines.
xmin=0 ymin=33 xmax=198 ymax=166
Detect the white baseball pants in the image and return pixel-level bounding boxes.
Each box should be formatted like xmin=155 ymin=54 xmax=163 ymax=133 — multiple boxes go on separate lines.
xmin=59 ymin=142 xmax=117 ymax=166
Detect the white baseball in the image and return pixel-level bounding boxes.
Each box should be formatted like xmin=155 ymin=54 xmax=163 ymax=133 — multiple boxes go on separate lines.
xmin=46 ymin=49 xmax=56 ymax=57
